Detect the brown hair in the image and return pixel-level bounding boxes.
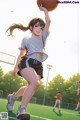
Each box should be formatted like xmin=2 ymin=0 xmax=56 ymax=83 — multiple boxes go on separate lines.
xmin=6 ymin=18 xmax=45 ymax=36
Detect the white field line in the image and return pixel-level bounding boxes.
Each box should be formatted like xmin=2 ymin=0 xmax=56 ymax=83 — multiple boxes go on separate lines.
xmin=62 ymin=110 xmax=79 ymax=115
xmin=8 ymin=114 xmax=53 ymax=120
xmin=31 ymin=114 xmax=53 ymax=120
xmin=8 ymin=110 xmax=78 ymax=120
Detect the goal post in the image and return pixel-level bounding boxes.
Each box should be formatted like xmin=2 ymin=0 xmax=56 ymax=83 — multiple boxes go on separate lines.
xmin=0 ymin=52 xmax=16 ymax=65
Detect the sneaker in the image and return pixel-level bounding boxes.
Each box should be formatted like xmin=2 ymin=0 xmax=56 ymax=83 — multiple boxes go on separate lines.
xmin=6 ymin=93 xmax=16 ymax=111
xmin=52 ymin=107 xmax=55 ymax=111
xmin=78 ymin=108 xmax=80 ymax=114
xmin=59 ymin=109 xmax=61 ymax=113
xmin=78 ymin=111 xmax=80 ymax=114
xmin=75 ymin=108 xmax=78 ymax=111
xmin=16 ymin=105 xmax=26 ymax=118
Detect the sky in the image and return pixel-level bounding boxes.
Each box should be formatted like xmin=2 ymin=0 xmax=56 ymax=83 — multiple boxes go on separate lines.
xmin=0 ymin=0 xmax=80 ymax=85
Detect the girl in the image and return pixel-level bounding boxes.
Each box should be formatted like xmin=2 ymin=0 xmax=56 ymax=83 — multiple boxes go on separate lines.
xmin=6 ymin=5 xmax=51 ymax=118
xmin=75 ymin=98 xmax=80 ymax=113
xmin=53 ymin=92 xmax=62 ymax=112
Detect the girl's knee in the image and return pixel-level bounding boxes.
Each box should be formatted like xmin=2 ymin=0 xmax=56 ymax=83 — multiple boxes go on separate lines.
xmin=33 ymin=80 xmax=40 ymax=89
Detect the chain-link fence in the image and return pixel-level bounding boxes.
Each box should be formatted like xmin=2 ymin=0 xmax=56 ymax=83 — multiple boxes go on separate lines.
xmin=30 ymin=97 xmax=76 ymax=110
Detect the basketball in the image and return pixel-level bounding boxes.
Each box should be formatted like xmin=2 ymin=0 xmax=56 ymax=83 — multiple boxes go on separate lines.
xmin=37 ymin=0 xmax=58 ymax=12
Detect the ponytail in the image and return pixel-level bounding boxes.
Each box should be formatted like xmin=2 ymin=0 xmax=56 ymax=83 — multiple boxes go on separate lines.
xmin=6 ymin=23 xmax=29 ymax=36
xmin=6 ymin=18 xmax=45 ymax=37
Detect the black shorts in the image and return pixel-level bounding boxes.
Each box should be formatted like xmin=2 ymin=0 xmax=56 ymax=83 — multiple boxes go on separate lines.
xmin=17 ymin=57 xmax=43 ymax=79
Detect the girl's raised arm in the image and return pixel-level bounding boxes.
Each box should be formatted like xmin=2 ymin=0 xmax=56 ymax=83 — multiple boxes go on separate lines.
xmin=39 ymin=5 xmax=51 ymax=32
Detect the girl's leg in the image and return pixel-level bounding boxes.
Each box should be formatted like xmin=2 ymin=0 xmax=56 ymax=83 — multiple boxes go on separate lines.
xmin=75 ymin=103 xmax=79 ymax=110
xmin=7 ymin=67 xmax=40 ymax=113
xmin=58 ymin=100 xmax=61 ymax=111
xmin=20 ymin=67 xmax=40 ymax=107
xmin=77 ymin=88 xmax=80 ymax=96
xmin=14 ymin=86 xmax=27 ymax=98
xmin=53 ymin=100 xmax=57 ymax=110
xmin=54 ymin=100 xmax=57 ymax=107
xmin=7 ymin=86 xmax=27 ymax=111
xmin=16 ymin=67 xmax=40 ymax=117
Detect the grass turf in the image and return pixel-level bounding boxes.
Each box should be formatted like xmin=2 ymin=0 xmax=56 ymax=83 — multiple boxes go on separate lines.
xmin=0 ymin=98 xmax=80 ymax=120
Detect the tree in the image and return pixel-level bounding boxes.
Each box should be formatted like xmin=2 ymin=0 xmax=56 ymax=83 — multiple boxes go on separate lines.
xmin=0 ymin=67 xmax=4 ymax=77
xmin=47 ymin=74 xmax=65 ymax=100
xmin=2 ymin=71 xmax=25 ymax=97
xmin=64 ymin=73 xmax=80 ymax=103
xmin=0 ymin=67 xmax=4 ymax=96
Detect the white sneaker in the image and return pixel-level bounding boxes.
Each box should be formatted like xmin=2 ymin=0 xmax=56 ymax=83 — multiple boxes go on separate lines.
xmin=52 ymin=107 xmax=55 ymax=111
xmin=59 ymin=109 xmax=61 ymax=112
xmin=75 ymin=108 xmax=78 ymax=111
xmin=16 ymin=105 xmax=26 ymax=118
xmin=6 ymin=93 xmax=16 ymax=111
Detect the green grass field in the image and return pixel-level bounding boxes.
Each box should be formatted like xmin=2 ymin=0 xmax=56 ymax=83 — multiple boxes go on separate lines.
xmin=0 ymin=98 xmax=80 ymax=120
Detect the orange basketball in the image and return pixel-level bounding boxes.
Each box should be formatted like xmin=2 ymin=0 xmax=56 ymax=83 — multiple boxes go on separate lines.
xmin=37 ymin=0 xmax=58 ymax=12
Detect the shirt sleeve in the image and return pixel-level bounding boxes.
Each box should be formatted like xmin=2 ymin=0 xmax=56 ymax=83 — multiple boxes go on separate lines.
xmin=19 ymin=37 xmax=27 ymax=50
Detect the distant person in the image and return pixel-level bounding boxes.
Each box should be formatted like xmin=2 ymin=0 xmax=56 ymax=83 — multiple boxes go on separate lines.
xmin=75 ymin=98 xmax=80 ymax=113
xmin=77 ymin=81 xmax=80 ymax=96
xmin=6 ymin=5 xmax=51 ymax=118
xmin=53 ymin=92 xmax=62 ymax=112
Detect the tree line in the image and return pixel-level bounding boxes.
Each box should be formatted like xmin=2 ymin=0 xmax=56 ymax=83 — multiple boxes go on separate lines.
xmin=0 ymin=67 xmax=80 ymax=105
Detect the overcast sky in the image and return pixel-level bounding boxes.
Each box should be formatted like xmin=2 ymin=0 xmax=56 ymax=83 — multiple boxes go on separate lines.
xmin=0 ymin=0 xmax=80 ymax=85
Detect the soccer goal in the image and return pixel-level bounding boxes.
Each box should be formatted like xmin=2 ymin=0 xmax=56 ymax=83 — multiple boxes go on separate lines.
xmin=0 ymin=52 xmax=16 ymax=65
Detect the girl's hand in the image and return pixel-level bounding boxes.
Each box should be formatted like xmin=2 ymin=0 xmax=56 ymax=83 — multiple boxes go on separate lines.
xmin=39 ymin=4 xmax=47 ymax=12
